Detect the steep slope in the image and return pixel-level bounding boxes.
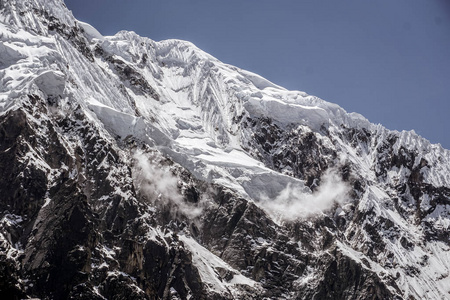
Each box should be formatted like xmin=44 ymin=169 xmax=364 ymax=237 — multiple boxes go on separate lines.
xmin=0 ymin=0 xmax=449 ymax=299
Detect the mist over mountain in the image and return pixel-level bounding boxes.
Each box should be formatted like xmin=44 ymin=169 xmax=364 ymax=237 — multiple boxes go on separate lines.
xmin=1 ymin=1 xmax=449 ymax=299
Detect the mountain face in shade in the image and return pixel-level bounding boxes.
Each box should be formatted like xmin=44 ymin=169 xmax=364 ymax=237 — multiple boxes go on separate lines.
xmin=1 ymin=1 xmax=449 ymax=299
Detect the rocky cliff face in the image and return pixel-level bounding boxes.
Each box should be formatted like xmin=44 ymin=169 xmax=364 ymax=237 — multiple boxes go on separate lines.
xmin=1 ymin=1 xmax=449 ymax=299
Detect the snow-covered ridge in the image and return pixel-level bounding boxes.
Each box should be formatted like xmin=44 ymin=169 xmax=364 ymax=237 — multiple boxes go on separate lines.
xmin=0 ymin=0 xmax=76 ymax=32
xmin=97 ymin=27 xmax=450 ymax=188
xmin=1 ymin=1 xmax=450 ymax=298
xmin=106 ymin=29 xmax=373 ymax=129
xmin=2 ymin=0 xmax=449 ymax=194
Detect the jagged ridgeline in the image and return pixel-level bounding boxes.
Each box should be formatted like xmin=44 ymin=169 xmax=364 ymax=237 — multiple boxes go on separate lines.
xmin=1 ymin=0 xmax=449 ymax=299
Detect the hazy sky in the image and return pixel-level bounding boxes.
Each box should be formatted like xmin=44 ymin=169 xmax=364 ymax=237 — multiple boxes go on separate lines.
xmin=65 ymin=0 xmax=450 ymax=149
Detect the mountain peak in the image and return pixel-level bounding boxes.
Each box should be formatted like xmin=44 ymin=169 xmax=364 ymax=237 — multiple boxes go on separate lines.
xmin=1 ymin=1 xmax=449 ymax=299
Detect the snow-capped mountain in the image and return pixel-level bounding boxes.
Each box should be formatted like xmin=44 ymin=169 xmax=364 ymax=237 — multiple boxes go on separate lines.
xmin=1 ymin=0 xmax=449 ymax=299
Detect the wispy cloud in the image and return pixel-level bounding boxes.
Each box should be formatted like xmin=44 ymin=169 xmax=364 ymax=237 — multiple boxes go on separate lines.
xmin=259 ymin=168 xmax=350 ymax=222
xmin=132 ymin=150 xmax=202 ymax=219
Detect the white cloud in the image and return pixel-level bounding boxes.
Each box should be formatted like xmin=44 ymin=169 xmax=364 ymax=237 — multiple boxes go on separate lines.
xmin=132 ymin=150 xmax=202 ymax=219
xmin=260 ymin=168 xmax=350 ymax=222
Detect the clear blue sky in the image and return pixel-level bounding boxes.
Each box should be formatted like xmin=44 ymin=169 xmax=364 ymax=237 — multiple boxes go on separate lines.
xmin=65 ymin=0 xmax=450 ymax=149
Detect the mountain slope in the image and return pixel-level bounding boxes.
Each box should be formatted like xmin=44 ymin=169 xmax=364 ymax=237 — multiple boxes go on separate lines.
xmin=0 ymin=0 xmax=449 ymax=299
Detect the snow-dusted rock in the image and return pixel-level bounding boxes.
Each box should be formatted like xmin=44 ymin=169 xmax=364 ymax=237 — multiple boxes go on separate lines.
xmin=0 ymin=0 xmax=449 ymax=299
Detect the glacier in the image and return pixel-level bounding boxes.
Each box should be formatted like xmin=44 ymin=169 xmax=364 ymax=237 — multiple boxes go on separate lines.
xmin=0 ymin=0 xmax=449 ymax=299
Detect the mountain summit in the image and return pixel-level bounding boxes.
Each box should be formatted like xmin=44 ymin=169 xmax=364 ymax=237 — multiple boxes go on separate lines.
xmin=1 ymin=1 xmax=449 ymax=299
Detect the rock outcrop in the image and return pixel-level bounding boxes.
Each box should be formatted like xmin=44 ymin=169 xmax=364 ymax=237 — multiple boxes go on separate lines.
xmin=0 ymin=1 xmax=449 ymax=299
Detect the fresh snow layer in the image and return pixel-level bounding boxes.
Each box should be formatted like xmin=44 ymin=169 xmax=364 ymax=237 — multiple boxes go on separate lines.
xmin=2 ymin=5 xmax=450 ymax=299
xmin=78 ymin=21 xmax=104 ymax=41
xmin=88 ymin=27 xmax=450 ymax=300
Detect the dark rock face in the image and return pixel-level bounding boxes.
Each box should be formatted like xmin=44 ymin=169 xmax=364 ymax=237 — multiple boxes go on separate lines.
xmin=0 ymin=97 xmax=212 ymax=299
xmin=242 ymin=117 xmax=336 ymax=189
xmin=238 ymin=118 xmax=450 ymax=299
xmin=308 ymin=250 xmax=398 ymax=300
xmin=1 ymin=1 xmax=450 ymax=299
xmin=0 ymin=96 xmax=405 ymax=299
